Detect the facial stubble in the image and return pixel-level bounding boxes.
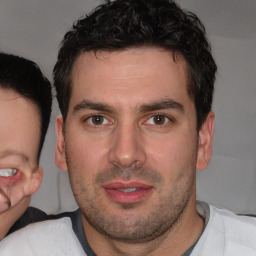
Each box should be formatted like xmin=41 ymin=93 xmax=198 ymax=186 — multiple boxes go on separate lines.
xmin=66 ymin=157 xmax=196 ymax=244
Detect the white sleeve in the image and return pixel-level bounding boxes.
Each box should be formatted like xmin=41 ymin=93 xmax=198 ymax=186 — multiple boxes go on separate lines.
xmin=0 ymin=218 xmax=86 ymax=256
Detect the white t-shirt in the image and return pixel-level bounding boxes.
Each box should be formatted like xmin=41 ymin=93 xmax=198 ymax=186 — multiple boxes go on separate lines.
xmin=1 ymin=202 xmax=256 ymax=255
xmin=191 ymin=203 xmax=256 ymax=255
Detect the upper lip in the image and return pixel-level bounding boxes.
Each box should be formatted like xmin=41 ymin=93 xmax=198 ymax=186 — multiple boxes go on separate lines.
xmin=102 ymin=181 xmax=153 ymax=190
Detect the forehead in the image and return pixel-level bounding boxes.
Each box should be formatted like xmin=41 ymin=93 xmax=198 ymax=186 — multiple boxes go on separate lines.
xmin=0 ymin=88 xmax=40 ymax=124
xmin=0 ymin=88 xmax=41 ymax=162
xmin=69 ymin=47 xmax=191 ymax=110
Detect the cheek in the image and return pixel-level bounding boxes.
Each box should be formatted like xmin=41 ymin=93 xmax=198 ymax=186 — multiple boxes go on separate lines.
xmin=65 ymin=134 xmax=109 ymax=174
xmin=145 ymin=132 xmax=197 ymax=173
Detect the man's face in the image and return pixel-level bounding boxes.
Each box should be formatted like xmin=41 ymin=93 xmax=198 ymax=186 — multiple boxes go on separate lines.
xmin=0 ymin=88 xmax=42 ymax=212
xmin=56 ymin=47 xmax=213 ymax=242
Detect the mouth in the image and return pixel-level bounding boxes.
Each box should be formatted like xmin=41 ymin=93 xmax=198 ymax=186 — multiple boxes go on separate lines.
xmin=0 ymin=168 xmax=18 ymax=177
xmin=102 ymin=182 xmax=154 ymax=204
xmin=0 ymin=169 xmax=22 ymax=186
xmin=116 ymin=188 xmax=141 ymax=192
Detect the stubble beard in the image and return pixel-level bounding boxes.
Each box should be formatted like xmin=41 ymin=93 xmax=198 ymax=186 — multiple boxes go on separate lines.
xmin=67 ymin=161 xmax=195 ymax=244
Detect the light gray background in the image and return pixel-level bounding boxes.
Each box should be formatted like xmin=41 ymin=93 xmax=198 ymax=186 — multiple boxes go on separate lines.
xmin=0 ymin=0 xmax=255 ymax=214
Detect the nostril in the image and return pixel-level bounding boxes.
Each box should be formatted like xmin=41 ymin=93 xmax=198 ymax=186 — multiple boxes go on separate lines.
xmin=111 ymin=159 xmax=143 ymax=169
xmin=131 ymin=160 xmax=142 ymax=169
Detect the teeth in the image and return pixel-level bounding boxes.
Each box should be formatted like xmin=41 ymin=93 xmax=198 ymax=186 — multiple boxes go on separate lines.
xmin=117 ymin=188 xmax=139 ymax=193
xmin=0 ymin=168 xmax=18 ymax=177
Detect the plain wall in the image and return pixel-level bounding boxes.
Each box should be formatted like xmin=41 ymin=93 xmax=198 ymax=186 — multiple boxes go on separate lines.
xmin=0 ymin=0 xmax=255 ymax=214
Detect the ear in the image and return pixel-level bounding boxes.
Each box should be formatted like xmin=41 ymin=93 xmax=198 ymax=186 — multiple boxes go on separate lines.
xmin=25 ymin=166 xmax=43 ymax=196
xmin=55 ymin=115 xmax=68 ymax=171
xmin=196 ymin=111 xmax=215 ymax=170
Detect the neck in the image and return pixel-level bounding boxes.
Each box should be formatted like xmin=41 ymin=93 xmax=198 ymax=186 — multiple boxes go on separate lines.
xmin=83 ymin=196 xmax=204 ymax=256
xmin=0 ymin=196 xmax=30 ymax=239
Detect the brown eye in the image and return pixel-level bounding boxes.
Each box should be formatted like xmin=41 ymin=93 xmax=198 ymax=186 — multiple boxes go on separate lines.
xmin=86 ymin=115 xmax=111 ymax=127
xmin=153 ymin=115 xmax=166 ymax=125
xmin=145 ymin=114 xmax=171 ymax=126
xmin=91 ymin=115 xmax=104 ymax=125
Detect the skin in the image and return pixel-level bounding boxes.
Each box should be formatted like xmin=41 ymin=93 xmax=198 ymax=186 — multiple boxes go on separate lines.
xmin=56 ymin=47 xmax=214 ymax=256
xmin=0 ymin=197 xmax=30 ymax=240
xmin=0 ymin=88 xmax=43 ymax=239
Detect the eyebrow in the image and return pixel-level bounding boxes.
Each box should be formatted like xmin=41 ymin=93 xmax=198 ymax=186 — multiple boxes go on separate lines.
xmin=0 ymin=150 xmax=29 ymax=162
xmin=73 ymin=99 xmax=184 ymax=115
xmin=139 ymin=99 xmax=184 ymax=113
xmin=73 ymin=100 xmax=115 ymax=114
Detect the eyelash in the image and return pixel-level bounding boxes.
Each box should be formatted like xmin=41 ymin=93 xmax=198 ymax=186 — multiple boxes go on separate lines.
xmin=83 ymin=113 xmax=173 ymax=128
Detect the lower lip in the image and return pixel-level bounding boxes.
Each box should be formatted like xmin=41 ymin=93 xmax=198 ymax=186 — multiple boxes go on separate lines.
xmin=0 ymin=171 xmax=23 ymax=185
xmin=103 ymin=187 xmax=153 ymax=204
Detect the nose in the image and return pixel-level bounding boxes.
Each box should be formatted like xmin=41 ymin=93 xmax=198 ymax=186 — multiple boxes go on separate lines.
xmin=108 ymin=124 xmax=146 ymax=168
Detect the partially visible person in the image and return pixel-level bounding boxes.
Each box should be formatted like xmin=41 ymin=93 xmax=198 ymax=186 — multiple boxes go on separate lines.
xmin=0 ymin=53 xmax=52 ymax=239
